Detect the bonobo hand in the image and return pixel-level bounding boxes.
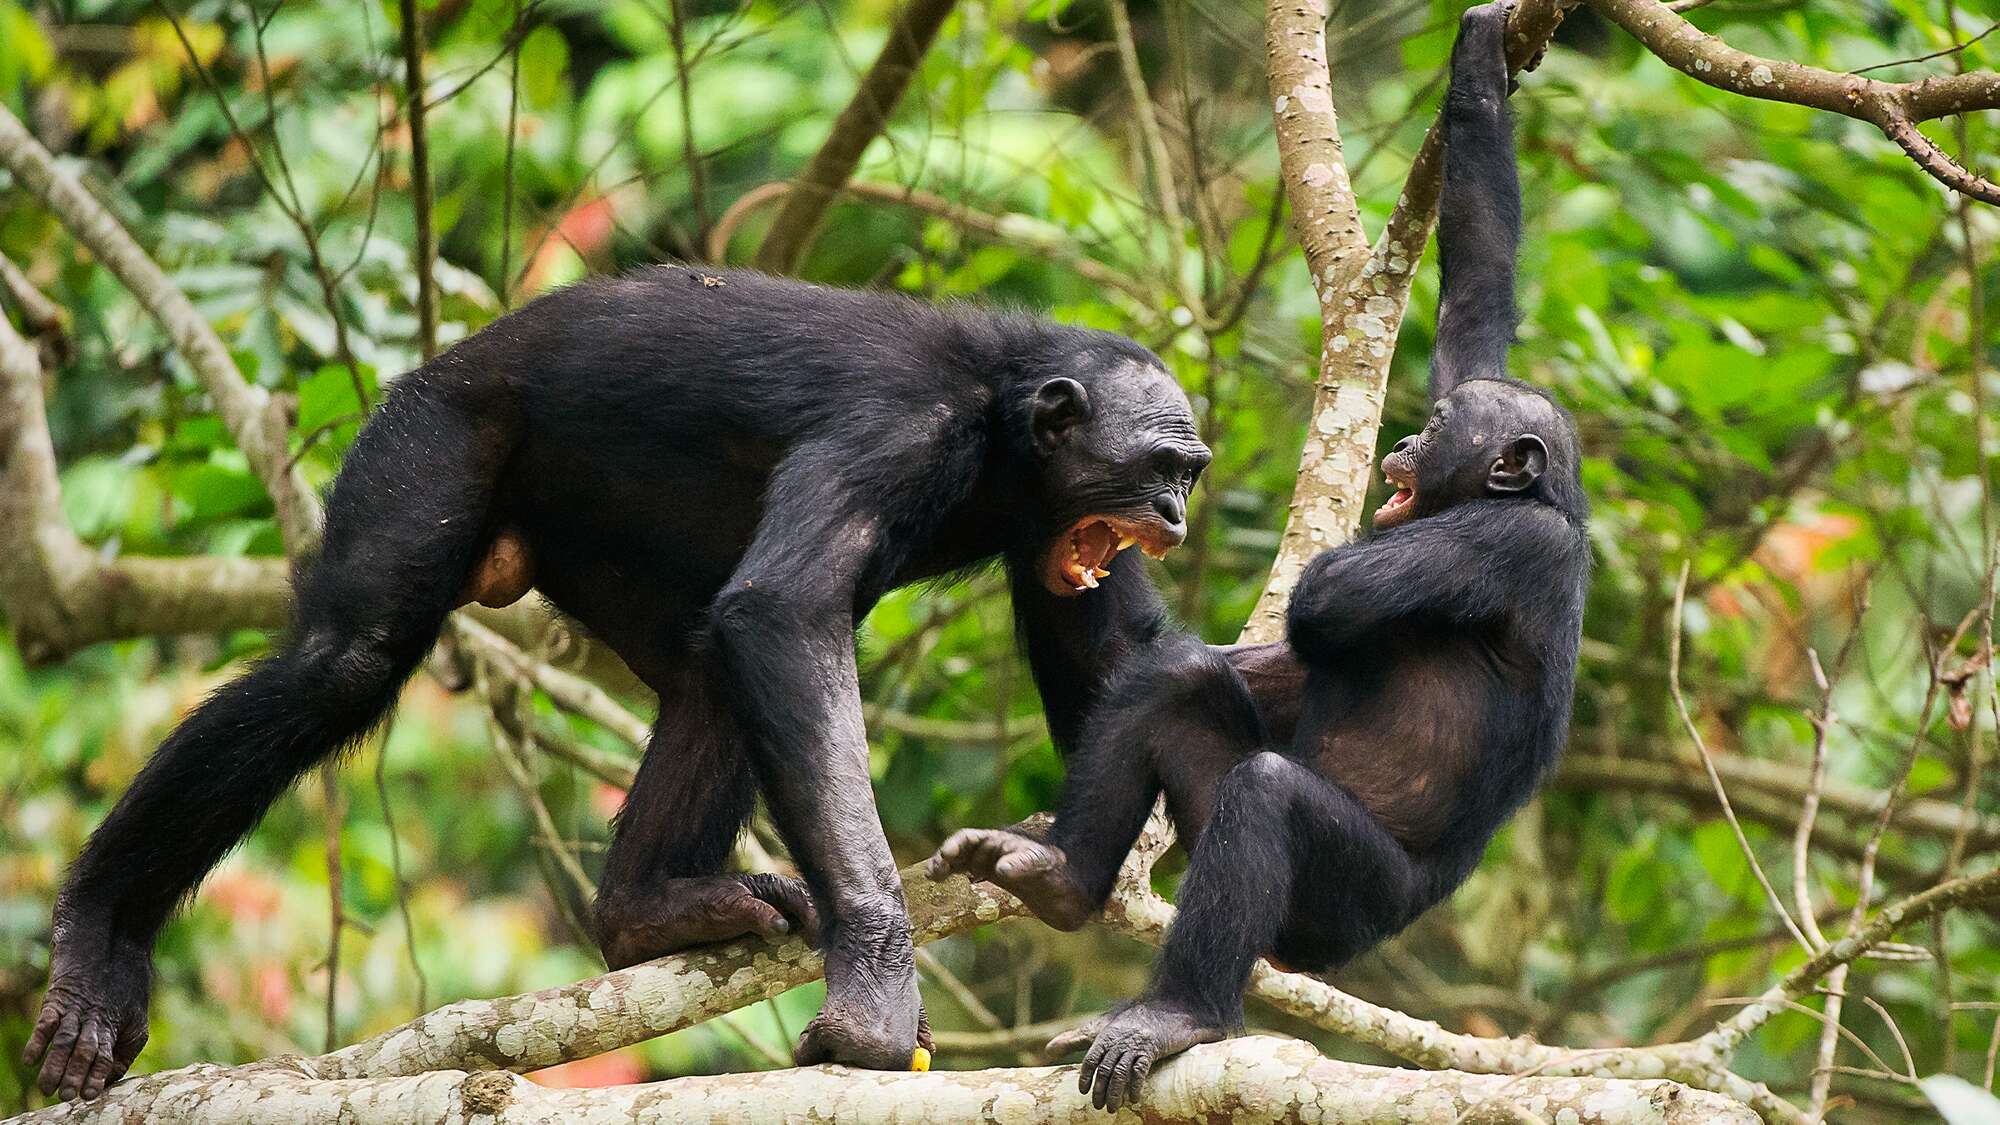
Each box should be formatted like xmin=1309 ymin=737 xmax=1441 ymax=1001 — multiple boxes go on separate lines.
xmin=24 ymin=938 xmax=152 ymax=1101
xmin=926 ymin=828 xmax=1099 ymax=931
xmin=594 ymin=873 xmax=820 ymax=970
xmin=1045 ymin=999 xmax=1226 ymax=1113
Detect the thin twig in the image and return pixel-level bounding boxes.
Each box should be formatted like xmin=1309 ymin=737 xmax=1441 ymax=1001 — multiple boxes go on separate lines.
xmin=400 ymin=0 xmax=439 ymax=357
xmin=374 ymin=730 xmax=429 ymax=1014
xmin=320 ymin=763 xmax=345 ymax=1052
xmin=1669 ymin=561 xmax=1814 ymax=952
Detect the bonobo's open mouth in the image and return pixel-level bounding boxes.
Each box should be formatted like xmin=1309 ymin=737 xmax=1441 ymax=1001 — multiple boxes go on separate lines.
xmin=1375 ymin=457 xmax=1418 ymax=530
xmin=1040 ymin=514 xmax=1179 ymax=596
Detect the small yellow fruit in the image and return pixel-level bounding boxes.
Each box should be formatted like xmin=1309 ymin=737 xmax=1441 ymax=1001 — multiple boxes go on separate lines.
xmin=911 ymin=1046 xmax=932 ymax=1072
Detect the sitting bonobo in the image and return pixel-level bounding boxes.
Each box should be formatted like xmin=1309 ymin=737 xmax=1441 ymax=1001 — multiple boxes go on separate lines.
xmin=927 ymin=3 xmax=1589 ymax=1111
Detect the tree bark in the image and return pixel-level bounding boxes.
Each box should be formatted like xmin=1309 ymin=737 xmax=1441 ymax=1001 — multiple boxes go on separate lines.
xmin=13 ymin=1038 xmax=1758 ymax=1124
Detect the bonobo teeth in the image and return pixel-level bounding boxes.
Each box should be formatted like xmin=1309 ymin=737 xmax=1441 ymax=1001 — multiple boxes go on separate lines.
xmin=1080 ymin=570 xmax=1100 ymax=589
xmin=1117 ymin=534 xmax=1137 ymax=550
xmin=1092 ymin=567 xmax=1112 ymax=578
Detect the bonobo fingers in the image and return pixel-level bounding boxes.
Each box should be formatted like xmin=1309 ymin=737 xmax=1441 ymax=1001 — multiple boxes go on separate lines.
xmin=1041 ymin=1014 xmax=1109 ymax=1062
xmin=596 ymin=873 xmax=822 ymax=969
xmin=744 ymin=872 xmax=822 ymax=947
xmin=925 ymin=827 xmax=1014 ymax=882
xmin=925 ymin=829 xmax=1097 ymax=930
xmin=26 ymin=962 xmax=151 ymax=1101
xmin=1063 ymin=999 xmax=1227 ymax=1113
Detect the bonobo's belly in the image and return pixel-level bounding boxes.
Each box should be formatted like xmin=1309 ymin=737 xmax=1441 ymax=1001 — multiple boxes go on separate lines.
xmin=1312 ymin=633 xmax=1496 ymax=848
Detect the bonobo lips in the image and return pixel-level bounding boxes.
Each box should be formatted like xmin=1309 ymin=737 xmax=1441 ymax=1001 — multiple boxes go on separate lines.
xmin=1375 ymin=456 xmax=1418 ymax=530
xmin=1040 ymin=514 xmax=1180 ymax=596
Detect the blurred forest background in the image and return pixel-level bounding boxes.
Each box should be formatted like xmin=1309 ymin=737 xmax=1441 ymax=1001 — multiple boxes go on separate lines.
xmin=1 ymin=0 xmax=1997 ymax=1119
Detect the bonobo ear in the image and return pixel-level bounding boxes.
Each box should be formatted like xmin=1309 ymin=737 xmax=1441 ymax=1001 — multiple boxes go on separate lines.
xmin=1488 ymin=433 xmax=1547 ymax=493
xmin=1031 ymin=377 xmax=1091 ymax=453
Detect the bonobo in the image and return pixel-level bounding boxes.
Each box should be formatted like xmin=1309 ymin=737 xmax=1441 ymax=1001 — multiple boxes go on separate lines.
xmin=26 ymin=269 xmax=1209 ymax=1099
xmin=927 ymin=3 xmax=1589 ymax=1110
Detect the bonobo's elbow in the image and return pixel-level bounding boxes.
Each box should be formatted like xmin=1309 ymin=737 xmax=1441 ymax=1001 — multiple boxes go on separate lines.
xmin=1285 ymin=552 xmax=1365 ymax=661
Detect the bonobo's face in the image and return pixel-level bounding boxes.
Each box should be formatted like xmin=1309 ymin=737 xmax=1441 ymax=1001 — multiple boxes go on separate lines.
xmin=1029 ymin=358 xmax=1209 ymax=596
xmin=1375 ymin=378 xmax=1563 ymax=531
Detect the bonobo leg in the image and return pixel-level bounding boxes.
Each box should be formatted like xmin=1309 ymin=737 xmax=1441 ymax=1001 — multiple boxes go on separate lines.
xmin=927 ymin=636 xmax=1263 ymax=930
xmin=594 ymin=660 xmax=818 ymax=969
xmin=709 ymin=443 xmax=978 ymax=1070
xmin=27 ymin=376 xmax=511 ymax=1100
xmin=1048 ymin=751 xmax=1421 ymax=1112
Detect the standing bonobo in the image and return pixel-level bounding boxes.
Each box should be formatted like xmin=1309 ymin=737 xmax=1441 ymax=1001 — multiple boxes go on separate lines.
xmin=928 ymin=3 xmax=1589 ymax=1110
xmin=26 ymin=269 xmax=1209 ymax=1099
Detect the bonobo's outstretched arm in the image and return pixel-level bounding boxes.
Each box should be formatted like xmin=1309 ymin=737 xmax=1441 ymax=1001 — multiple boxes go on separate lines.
xmin=1430 ymin=0 xmax=1521 ymax=398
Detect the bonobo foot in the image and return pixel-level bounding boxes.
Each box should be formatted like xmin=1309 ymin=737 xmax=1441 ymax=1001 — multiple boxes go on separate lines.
xmin=1044 ymin=999 xmax=1228 ymax=1113
xmin=793 ymin=993 xmax=934 ymax=1070
xmin=925 ymin=828 xmax=1098 ymax=931
xmin=25 ymin=937 xmax=152 ymax=1101
xmin=594 ymin=873 xmax=820 ymax=970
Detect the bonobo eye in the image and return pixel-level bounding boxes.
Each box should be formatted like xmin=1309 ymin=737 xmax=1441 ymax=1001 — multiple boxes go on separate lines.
xmin=1153 ymin=448 xmax=1208 ymax=489
xmin=1488 ymin=433 xmax=1548 ymax=494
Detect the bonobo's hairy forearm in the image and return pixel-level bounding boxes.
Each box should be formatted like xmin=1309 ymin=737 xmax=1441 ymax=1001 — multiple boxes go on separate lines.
xmin=1287 ymin=502 xmax=1566 ymax=660
xmin=1431 ymin=2 xmax=1522 ymax=396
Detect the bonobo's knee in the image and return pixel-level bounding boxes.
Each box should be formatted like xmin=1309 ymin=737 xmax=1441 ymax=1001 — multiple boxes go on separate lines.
xmin=709 ymin=584 xmax=810 ymax=663
xmin=287 ymin=622 xmax=409 ymax=723
xmin=1107 ymin=635 xmax=1262 ymax=735
xmin=1217 ymin=751 xmax=1306 ymax=807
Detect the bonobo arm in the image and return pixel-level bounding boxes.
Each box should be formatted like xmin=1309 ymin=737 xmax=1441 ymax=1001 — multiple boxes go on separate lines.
xmin=1287 ymin=501 xmax=1571 ymax=661
xmin=1430 ymin=1 xmax=1521 ymax=399
xmin=1011 ymin=548 xmax=1173 ymax=755
xmin=709 ymin=435 xmax=982 ymax=1070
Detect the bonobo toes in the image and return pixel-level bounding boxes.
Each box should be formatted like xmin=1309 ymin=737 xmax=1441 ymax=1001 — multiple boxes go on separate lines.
xmin=926 ymin=828 xmax=1099 ymax=931
xmin=25 ymin=942 xmax=152 ymax=1101
xmin=1044 ymin=999 xmax=1227 ymax=1113
xmin=594 ymin=873 xmax=820 ymax=969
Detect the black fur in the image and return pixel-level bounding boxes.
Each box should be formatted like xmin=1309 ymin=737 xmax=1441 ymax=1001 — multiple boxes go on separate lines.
xmin=925 ymin=5 xmax=1588 ymax=1111
xmin=26 ymin=268 xmax=1210 ymax=1097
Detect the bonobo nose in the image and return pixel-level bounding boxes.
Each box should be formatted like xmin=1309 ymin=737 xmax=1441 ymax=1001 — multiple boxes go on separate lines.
xmin=1154 ymin=494 xmax=1187 ymax=542
xmin=1392 ymin=435 xmax=1419 ymax=456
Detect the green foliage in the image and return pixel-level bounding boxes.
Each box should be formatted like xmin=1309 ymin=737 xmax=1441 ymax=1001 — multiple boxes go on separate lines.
xmin=1 ymin=0 xmax=1996 ymax=1116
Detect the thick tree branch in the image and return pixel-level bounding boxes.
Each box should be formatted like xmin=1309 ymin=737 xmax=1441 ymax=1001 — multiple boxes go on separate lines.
xmin=1588 ymin=0 xmax=2000 ymax=204
xmin=310 ymin=859 xmax=1026 ymax=1079
xmin=0 ymin=301 xmax=292 ymax=663
xmin=0 ymin=103 xmax=320 ymax=548
xmin=15 ymin=1038 xmax=1757 ymax=1124
xmin=751 ymin=0 xmax=959 ymax=274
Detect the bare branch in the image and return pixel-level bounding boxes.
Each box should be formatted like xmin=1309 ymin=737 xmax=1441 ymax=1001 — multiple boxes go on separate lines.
xmin=1588 ymin=0 xmax=2000 ymax=204
xmin=0 ymin=309 xmax=292 ymax=663
xmin=0 ymin=104 xmax=319 ymax=546
xmin=310 ymin=858 xmax=1026 ymax=1080
xmin=752 ymin=0 xmax=959 ymax=274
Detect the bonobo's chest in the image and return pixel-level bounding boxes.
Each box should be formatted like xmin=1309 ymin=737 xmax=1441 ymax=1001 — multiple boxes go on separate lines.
xmin=1308 ymin=628 xmax=1512 ymax=849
